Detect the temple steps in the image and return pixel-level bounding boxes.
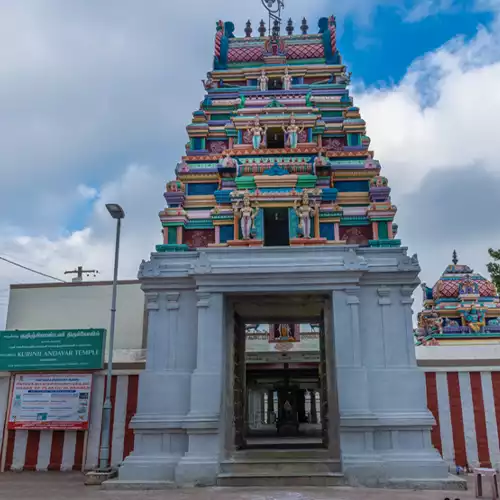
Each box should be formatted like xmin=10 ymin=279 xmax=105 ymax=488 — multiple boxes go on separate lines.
xmin=217 ymin=449 xmax=345 ymax=487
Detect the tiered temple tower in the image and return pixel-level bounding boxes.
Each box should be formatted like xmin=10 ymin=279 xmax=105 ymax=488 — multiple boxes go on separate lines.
xmin=416 ymin=251 xmax=500 ymax=346
xmin=160 ymin=16 xmax=399 ymax=251
xmin=117 ymin=13 xmax=461 ymax=490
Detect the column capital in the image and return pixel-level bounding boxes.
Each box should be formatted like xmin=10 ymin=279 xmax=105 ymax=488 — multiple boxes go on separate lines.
xmin=400 ymin=286 xmax=414 ymax=305
xmin=145 ymin=292 xmax=160 ymax=311
xmin=196 ymin=291 xmax=211 ymax=308
xmin=377 ymin=286 xmax=391 ymax=305
xmin=166 ymin=292 xmax=180 ymax=310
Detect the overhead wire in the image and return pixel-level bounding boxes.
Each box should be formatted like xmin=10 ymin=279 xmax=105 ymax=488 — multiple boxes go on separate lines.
xmin=0 ymin=256 xmax=66 ymax=283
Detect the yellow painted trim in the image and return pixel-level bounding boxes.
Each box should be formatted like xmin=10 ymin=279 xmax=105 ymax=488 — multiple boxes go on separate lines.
xmin=212 ymin=221 xmax=234 ymax=226
xmin=320 ymin=217 xmax=341 ymax=223
xmin=336 ymin=192 xmax=370 ymax=204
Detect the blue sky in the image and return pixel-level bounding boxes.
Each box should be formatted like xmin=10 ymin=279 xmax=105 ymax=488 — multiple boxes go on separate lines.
xmin=1 ymin=0 xmax=500 ymax=326
xmin=341 ymin=1 xmax=494 ymax=86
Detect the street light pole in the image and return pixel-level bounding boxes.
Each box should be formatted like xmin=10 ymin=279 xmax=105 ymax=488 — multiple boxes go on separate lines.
xmin=99 ymin=203 xmax=125 ymax=471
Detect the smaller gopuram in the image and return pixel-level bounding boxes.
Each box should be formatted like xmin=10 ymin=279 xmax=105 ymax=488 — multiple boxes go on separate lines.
xmin=416 ymin=251 xmax=500 ymax=346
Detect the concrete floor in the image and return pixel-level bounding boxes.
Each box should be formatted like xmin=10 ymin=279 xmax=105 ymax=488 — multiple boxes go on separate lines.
xmin=0 ymin=472 xmax=476 ymax=500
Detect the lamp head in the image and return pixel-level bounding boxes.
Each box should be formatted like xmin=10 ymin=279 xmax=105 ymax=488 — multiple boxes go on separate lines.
xmin=106 ymin=203 xmax=125 ymax=220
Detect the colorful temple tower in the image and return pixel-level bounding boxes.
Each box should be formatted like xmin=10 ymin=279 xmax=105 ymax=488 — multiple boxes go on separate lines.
xmin=160 ymin=16 xmax=399 ymax=251
xmin=118 ymin=12 xmax=461 ymax=491
xmin=416 ymin=251 xmax=500 ymax=346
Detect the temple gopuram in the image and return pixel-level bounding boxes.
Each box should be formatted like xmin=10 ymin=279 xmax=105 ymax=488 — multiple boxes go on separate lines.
xmin=118 ymin=8 xmax=459 ymax=490
xmin=160 ymin=16 xmax=399 ymax=251
xmin=416 ymin=251 xmax=500 ymax=346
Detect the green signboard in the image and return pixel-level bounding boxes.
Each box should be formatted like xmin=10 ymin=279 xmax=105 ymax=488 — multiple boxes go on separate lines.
xmin=0 ymin=329 xmax=106 ymax=372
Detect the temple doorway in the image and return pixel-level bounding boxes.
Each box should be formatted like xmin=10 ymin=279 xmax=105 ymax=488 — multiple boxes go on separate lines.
xmin=229 ymin=294 xmax=338 ymax=456
xmin=263 ymin=208 xmax=289 ymax=247
xmin=266 ymin=127 xmax=285 ymax=148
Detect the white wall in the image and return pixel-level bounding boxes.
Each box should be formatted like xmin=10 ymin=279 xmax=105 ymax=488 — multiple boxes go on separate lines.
xmin=6 ymin=281 xmax=145 ymax=353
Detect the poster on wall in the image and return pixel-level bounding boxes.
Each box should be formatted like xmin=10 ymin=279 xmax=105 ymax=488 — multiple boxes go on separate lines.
xmin=8 ymin=373 xmax=92 ymax=430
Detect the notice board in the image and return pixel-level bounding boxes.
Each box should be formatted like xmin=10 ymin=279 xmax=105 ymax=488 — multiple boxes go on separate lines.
xmin=8 ymin=373 xmax=93 ymax=430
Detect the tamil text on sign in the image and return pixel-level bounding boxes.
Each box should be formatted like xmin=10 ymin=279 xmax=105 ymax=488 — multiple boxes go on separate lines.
xmin=8 ymin=373 xmax=92 ymax=430
xmin=0 ymin=329 xmax=105 ymax=371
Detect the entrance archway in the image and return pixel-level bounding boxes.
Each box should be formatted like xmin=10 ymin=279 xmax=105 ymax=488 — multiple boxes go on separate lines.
xmin=227 ymin=294 xmax=340 ymax=469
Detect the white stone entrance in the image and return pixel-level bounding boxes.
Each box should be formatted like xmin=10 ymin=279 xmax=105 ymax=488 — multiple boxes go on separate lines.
xmin=117 ymin=246 xmax=461 ymax=489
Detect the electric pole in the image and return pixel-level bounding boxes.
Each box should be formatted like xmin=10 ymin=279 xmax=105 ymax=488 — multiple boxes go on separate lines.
xmin=64 ymin=266 xmax=99 ymax=282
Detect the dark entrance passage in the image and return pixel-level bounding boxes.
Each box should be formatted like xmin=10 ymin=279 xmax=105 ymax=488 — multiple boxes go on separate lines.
xmin=266 ymin=128 xmax=285 ymax=148
xmin=264 ymin=208 xmax=289 ymax=247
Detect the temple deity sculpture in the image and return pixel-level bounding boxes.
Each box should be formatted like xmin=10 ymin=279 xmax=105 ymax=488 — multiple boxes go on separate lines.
xmin=461 ymin=305 xmax=486 ymax=333
xmin=421 ymin=310 xmax=444 ymax=335
xmin=283 ymin=114 xmax=304 ymax=149
xmin=220 ymin=152 xmax=238 ymax=169
xmin=337 ymin=70 xmax=352 ymax=85
xmin=283 ymin=68 xmax=293 ymax=90
xmin=294 ymin=191 xmax=318 ymax=239
xmin=312 ymin=150 xmax=328 ymax=174
xmin=202 ymin=71 xmax=216 ymax=90
xmin=258 ymin=69 xmax=269 ymax=91
xmin=233 ymin=191 xmax=260 ymax=240
xmin=250 ymin=118 xmax=266 ymax=150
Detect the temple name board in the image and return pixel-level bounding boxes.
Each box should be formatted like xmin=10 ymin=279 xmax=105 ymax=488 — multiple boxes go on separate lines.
xmin=0 ymin=329 xmax=106 ymax=372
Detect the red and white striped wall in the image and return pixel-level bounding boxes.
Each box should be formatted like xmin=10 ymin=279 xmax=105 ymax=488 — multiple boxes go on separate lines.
xmin=425 ymin=370 xmax=500 ymax=470
xmin=0 ymin=373 xmax=138 ymax=471
xmin=0 ymin=369 xmax=499 ymax=472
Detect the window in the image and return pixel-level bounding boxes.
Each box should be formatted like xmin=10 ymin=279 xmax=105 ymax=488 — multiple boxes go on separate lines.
xmin=269 ymin=78 xmax=283 ymax=90
xmin=266 ymin=127 xmax=285 ymax=148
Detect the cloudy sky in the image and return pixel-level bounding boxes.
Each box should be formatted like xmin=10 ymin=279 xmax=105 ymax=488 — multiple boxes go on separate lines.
xmin=0 ymin=0 xmax=499 ymax=325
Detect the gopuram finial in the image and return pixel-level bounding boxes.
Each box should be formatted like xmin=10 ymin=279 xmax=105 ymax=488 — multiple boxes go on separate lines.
xmin=452 ymin=250 xmax=458 ymax=265
xmin=261 ymin=0 xmax=285 ymax=33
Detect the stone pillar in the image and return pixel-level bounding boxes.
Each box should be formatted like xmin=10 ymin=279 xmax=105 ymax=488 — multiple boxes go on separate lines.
xmin=371 ymin=221 xmax=378 ymax=240
xmin=333 ymin=288 xmax=370 ymax=414
xmin=347 ymin=280 xmax=449 ymax=485
xmin=119 ymin=289 xmax=197 ymax=483
xmin=297 ymin=389 xmax=306 ymax=422
xmin=177 ymin=226 xmax=183 ymax=244
xmin=334 ymin=222 xmax=340 ymax=241
xmin=310 ymin=390 xmax=317 ymax=424
xmin=314 ymin=210 xmax=320 ymax=239
xmin=388 ymin=221 xmax=394 ymax=239
xmin=233 ymin=217 xmax=239 ymax=241
xmin=268 ymin=390 xmax=274 ymax=422
xmin=176 ymin=292 xmax=225 ymax=486
xmin=214 ymin=226 xmax=220 ymax=244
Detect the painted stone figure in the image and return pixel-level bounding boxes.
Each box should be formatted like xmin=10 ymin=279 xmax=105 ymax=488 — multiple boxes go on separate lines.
xmin=294 ymin=191 xmax=317 ymax=239
xmin=283 ymin=68 xmax=293 ymax=90
xmin=202 ymin=71 xmax=216 ymax=90
xmin=234 ymin=192 xmax=259 ymax=240
xmin=462 ymin=306 xmax=486 ymax=333
xmin=312 ymin=151 xmax=328 ymax=174
xmin=258 ymin=69 xmax=269 ymax=91
xmin=250 ymin=118 xmax=266 ymax=150
xmin=283 ymin=115 xmax=304 ymax=149
xmin=220 ymin=152 xmax=237 ymax=169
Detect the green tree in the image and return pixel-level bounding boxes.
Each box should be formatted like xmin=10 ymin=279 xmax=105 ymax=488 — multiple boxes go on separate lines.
xmin=487 ymin=248 xmax=500 ymax=292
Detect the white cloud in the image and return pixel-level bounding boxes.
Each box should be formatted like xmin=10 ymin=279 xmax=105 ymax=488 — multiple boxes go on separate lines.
xmin=355 ymin=18 xmax=500 ymax=293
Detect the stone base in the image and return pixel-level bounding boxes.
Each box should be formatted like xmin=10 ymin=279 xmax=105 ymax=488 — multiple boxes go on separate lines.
xmin=84 ymin=469 xmax=118 ymax=485
xmin=102 ymin=479 xmax=175 ymax=490
xmin=119 ymin=453 xmax=183 ymax=482
xmin=290 ymin=237 xmax=327 ymax=246
xmin=227 ymin=239 xmax=263 ymax=247
xmin=175 ymin=454 xmax=219 ymax=487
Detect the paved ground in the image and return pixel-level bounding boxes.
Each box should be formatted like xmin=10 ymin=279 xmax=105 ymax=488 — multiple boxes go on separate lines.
xmin=0 ymin=472 xmax=475 ymax=500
